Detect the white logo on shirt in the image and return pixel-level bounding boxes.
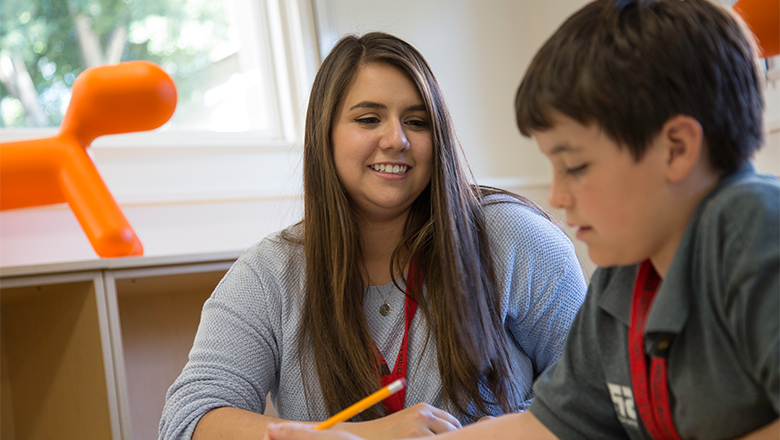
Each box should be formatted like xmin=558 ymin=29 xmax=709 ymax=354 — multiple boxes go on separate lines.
xmin=607 ymin=382 xmax=638 ymax=427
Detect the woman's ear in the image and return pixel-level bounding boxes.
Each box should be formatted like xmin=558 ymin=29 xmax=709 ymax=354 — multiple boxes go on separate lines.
xmin=659 ymin=115 xmax=705 ymax=183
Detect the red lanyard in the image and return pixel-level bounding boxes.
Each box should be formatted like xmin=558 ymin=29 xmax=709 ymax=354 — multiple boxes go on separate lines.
xmin=628 ymin=260 xmax=682 ymax=440
xmin=374 ymin=263 xmax=421 ymax=414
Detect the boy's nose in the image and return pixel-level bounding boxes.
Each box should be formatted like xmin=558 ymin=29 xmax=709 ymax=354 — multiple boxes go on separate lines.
xmin=380 ymin=120 xmax=410 ymax=151
xmin=548 ymin=177 xmax=574 ymax=209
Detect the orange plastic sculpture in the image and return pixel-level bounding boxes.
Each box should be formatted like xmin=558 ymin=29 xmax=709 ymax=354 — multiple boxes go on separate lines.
xmin=0 ymin=61 xmax=177 ymax=257
xmin=734 ymin=0 xmax=780 ymax=57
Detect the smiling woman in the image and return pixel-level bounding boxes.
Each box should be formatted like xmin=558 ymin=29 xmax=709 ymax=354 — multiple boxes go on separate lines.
xmin=331 ymin=62 xmax=433 ymax=227
xmin=158 ymin=32 xmax=587 ymax=440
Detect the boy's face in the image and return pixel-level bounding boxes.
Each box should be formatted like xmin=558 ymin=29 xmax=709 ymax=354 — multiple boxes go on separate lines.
xmin=535 ymin=111 xmax=676 ymax=269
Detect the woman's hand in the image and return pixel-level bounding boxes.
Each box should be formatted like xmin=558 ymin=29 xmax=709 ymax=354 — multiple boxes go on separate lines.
xmin=336 ymin=402 xmax=462 ymax=439
xmin=264 ymin=403 xmax=461 ymax=440
xmin=265 ymin=422 xmax=365 ymax=440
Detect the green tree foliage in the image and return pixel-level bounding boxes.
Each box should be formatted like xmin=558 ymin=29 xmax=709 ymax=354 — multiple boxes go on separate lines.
xmin=0 ymin=0 xmax=233 ymax=128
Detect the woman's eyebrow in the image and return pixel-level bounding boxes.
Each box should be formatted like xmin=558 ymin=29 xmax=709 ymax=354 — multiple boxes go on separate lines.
xmin=349 ymin=101 xmax=385 ymax=111
xmin=348 ymin=102 xmax=427 ymax=112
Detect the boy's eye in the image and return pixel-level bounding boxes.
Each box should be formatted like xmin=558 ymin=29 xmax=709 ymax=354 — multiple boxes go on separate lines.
xmin=564 ymin=164 xmax=588 ymax=176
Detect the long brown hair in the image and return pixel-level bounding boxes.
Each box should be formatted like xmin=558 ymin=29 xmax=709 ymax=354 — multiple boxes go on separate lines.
xmin=288 ymin=32 xmax=554 ymax=421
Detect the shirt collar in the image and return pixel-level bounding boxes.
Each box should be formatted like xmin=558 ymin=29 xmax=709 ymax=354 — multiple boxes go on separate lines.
xmin=597 ymin=265 xmax=636 ymax=328
xmin=596 ymin=266 xmax=695 ymax=340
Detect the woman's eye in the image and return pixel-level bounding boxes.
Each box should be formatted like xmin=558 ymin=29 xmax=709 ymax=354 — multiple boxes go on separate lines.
xmin=564 ymin=164 xmax=588 ymax=176
xmin=355 ymin=117 xmax=380 ymax=125
xmin=406 ymin=119 xmax=429 ymax=129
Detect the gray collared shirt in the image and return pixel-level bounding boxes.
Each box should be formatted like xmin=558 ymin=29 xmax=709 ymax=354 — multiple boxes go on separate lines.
xmin=530 ymin=165 xmax=780 ymax=439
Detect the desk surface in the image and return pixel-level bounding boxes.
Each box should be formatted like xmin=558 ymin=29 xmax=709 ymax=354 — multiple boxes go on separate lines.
xmin=0 ymin=249 xmax=243 ymax=278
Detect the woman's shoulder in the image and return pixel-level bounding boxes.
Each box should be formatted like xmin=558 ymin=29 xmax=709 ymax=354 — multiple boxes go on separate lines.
xmin=221 ymin=223 xmax=305 ymax=290
xmin=481 ymin=192 xmax=567 ymax=242
xmin=241 ymin=223 xmax=304 ymax=261
xmin=481 ymin=191 xmax=580 ymax=273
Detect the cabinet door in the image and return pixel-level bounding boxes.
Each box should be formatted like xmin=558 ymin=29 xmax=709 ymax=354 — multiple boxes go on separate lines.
xmin=0 ymin=272 xmax=119 ymax=440
xmin=104 ymin=262 xmax=232 ymax=440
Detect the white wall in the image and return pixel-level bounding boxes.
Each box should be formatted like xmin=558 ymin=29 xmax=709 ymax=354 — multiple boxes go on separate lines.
xmin=1 ymin=0 xmax=777 ymax=270
xmin=318 ymin=0 xmax=591 ymax=182
xmin=319 ymin=0 xmax=779 ymax=179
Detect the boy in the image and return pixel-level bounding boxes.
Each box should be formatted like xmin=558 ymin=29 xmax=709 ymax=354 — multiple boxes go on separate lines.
xmin=509 ymin=0 xmax=779 ymax=438
xmin=263 ymin=0 xmax=778 ymax=438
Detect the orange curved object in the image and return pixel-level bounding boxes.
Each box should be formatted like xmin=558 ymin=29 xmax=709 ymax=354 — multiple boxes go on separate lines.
xmin=734 ymin=0 xmax=780 ymax=57
xmin=0 ymin=61 xmax=177 ymax=257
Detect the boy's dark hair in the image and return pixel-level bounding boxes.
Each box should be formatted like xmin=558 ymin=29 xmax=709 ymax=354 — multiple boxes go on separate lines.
xmin=515 ymin=0 xmax=764 ymax=176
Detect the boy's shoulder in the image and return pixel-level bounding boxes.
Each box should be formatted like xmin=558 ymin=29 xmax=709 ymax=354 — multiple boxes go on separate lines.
xmin=672 ymin=166 xmax=779 ymax=300
xmin=691 ymin=168 xmax=779 ymax=259
xmin=702 ymin=168 xmax=780 ymax=220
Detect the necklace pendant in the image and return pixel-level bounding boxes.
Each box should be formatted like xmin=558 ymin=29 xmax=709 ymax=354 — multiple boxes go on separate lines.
xmin=379 ymin=302 xmax=391 ymax=316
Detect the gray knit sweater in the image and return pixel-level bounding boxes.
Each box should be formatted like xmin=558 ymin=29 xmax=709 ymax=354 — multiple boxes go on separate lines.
xmin=159 ymin=197 xmax=587 ymax=439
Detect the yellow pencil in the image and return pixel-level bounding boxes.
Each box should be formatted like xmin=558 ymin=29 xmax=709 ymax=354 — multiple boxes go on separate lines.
xmin=315 ymin=378 xmax=407 ymax=430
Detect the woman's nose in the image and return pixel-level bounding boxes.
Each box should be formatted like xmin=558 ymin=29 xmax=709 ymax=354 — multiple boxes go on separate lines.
xmin=379 ymin=120 xmax=410 ymax=151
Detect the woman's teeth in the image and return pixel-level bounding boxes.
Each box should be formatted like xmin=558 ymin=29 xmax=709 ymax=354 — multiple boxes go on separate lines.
xmin=371 ymin=164 xmax=408 ymax=174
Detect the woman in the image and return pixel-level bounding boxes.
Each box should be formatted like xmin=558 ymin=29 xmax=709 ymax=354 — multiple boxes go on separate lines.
xmin=159 ymin=32 xmax=586 ymax=440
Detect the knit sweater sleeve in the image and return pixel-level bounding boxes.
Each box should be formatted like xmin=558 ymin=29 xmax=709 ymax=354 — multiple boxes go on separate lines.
xmin=484 ymin=197 xmax=587 ymax=377
xmin=158 ymin=238 xmax=288 ymax=440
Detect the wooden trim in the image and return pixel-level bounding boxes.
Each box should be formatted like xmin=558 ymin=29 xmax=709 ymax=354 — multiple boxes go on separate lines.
xmin=0 ymin=250 xmax=241 ymax=278
xmin=94 ymin=273 xmax=123 ymax=440
xmin=103 ymin=270 xmax=133 ymax=440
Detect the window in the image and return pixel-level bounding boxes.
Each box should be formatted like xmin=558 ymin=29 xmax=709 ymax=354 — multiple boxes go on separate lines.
xmin=0 ymin=0 xmax=319 ymax=206
xmin=0 ymin=0 xmax=319 ymax=145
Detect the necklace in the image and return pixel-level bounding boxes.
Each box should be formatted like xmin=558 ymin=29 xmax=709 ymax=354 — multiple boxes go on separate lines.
xmin=375 ymin=285 xmax=392 ymax=316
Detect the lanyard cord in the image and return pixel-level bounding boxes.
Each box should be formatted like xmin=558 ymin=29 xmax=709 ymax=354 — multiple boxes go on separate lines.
xmin=374 ymin=261 xmax=421 ymax=414
xmin=628 ymin=260 xmax=682 ymax=440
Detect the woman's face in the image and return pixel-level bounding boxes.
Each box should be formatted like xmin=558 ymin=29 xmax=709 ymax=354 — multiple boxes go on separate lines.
xmin=331 ymin=62 xmax=433 ymax=223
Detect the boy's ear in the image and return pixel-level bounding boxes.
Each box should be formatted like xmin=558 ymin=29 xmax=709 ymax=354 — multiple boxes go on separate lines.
xmin=659 ymin=115 xmax=705 ymax=183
